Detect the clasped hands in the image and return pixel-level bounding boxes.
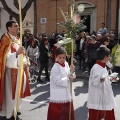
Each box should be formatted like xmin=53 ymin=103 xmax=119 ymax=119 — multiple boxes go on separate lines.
xmin=16 ymin=46 xmax=29 ymax=68
xmin=100 ymin=75 xmax=106 ymax=82
xmin=16 ymin=46 xmax=25 ymax=57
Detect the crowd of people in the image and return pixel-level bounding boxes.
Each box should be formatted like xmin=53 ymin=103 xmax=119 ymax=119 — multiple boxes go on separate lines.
xmin=22 ymin=22 xmax=120 ymax=78
xmin=75 ymin=23 xmax=120 ymax=75
xmin=0 ymin=20 xmax=120 ymax=120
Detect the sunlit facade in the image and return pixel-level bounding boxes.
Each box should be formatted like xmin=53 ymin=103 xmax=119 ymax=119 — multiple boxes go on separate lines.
xmin=37 ymin=0 xmax=119 ymax=35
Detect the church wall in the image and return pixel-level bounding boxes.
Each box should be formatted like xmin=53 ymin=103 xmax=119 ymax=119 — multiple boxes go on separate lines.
xmin=37 ymin=0 xmax=117 ymax=34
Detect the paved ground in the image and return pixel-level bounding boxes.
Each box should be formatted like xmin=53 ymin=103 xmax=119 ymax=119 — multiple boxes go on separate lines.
xmin=1 ymin=77 xmax=120 ymax=120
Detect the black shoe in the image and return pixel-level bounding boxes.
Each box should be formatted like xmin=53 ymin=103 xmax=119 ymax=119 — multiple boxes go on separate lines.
xmin=7 ymin=116 xmax=22 ymax=120
xmin=16 ymin=116 xmax=22 ymax=120
xmin=7 ymin=116 xmax=14 ymax=120
xmin=45 ymin=77 xmax=50 ymax=81
xmin=37 ymin=78 xmax=43 ymax=83
xmin=17 ymin=111 xmax=21 ymax=115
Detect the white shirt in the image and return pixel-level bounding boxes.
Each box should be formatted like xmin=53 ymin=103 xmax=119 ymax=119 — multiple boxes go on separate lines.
xmin=79 ymin=38 xmax=84 ymax=50
xmin=26 ymin=46 xmax=39 ymax=58
xmin=97 ymin=27 xmax=108 ymax=35
xmin=87 ymin=64 xmax=117 ymax=110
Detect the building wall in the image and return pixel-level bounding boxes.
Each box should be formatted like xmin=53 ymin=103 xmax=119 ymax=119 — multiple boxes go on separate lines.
xmin=79 ymin=0 xmax=116 ymax=31
xmin=37 ymin=0 xmax=68 ymax=35
xmin=118 ymin=1 xmax=120 ymax=33
xmin=111 ymin=0 xmax=116 ymax=31
xmin=37 ymin=0 xmax=117 ymax=34
xmin=0 ymin=0 xmax=34 ymax=37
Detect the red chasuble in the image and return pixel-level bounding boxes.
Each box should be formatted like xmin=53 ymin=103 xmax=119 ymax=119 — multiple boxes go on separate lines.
xmin=0 ymin=33 xmax=31 ymax=110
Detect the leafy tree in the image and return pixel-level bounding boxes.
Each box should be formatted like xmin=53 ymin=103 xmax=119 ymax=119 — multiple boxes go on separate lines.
xmin=0 ymin=0 xmax=34 ymax=23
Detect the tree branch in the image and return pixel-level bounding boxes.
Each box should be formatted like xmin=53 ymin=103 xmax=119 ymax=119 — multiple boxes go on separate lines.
xmin=23 ymin=0 xmax=34 ymax=13
xmin=0 ymin=0 xmax=18 ymax=18
xmin=0 ymin=0 xmax=34 ymax=22
xmin=22 ymin=0 xmax=34 ymax=21
xmin=13 ymin=0 xmax=19 ymax=10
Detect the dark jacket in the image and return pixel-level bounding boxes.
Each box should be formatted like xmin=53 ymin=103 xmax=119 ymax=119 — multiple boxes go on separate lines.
xmin=75 ymin=37 xmax=86 ymax=55
xmin=39 ymin=43 xmax=50 ymax=62
xmin=86 ymin=41 xmax=100 ymax=62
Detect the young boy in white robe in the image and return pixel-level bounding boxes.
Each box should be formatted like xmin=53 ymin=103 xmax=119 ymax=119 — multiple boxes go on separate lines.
xmin=87 ymin=47 xmax=117 ymax=120
xmin=47 ymin=47 xmax=76 ymax=120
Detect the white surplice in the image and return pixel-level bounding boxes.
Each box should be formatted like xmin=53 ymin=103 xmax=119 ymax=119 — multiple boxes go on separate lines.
xmin=87 ymin=64 xmax=117 ymax=110
xmin=50 ymin=61 xmax=76 ymax=103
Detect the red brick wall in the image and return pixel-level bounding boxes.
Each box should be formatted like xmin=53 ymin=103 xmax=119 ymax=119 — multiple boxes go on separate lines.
xmin=111 ymin=0 xmax=116 ymax=31
xmin=37 ymin=0 xmax=116 ymax=34
xmin=37 ymin=0 xmax=68 ymax=35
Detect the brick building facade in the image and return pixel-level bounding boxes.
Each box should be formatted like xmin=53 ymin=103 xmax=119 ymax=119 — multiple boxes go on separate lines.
xmin=37 ymin=0 xmax=119 ymax=35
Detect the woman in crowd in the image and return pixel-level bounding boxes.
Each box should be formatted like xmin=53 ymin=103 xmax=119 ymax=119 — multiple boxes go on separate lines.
xmin=37 ymin=37 xmax=50 ymax=82
xmin=75 ymin=32 xmax=86 ymax=72
xmin=26 ymin=39 xmax=39 ymax=59
xmin=85 ymin=35 xmax=100 ymax=71
xmin=100 ymin=36 xmax=113 ymax=70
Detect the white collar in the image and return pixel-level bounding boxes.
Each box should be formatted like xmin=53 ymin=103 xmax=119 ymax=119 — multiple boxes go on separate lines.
xmin=8 ymin=33 xmax=17 ymax=40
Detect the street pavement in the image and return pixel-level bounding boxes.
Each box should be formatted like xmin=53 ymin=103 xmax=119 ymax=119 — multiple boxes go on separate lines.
xmin=21 ymin=78 xmax=120 ymax=120
xmin=2 ymin=78 xmax=119 ymax=120
xmin=0 ymin=61 xmax=120 ymax=120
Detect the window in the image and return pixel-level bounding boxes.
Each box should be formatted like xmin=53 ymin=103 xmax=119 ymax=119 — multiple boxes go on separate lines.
xmin=40 ymin=18 xmax=46 ymax=24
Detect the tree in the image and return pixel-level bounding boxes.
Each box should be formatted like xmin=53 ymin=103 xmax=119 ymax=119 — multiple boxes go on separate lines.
xmin=0 ymin=0 xmax=34 ymax=23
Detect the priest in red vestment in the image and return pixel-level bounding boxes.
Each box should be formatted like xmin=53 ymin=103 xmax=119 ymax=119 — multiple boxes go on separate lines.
xmin=0 ymin=20 xmax=31 ymax=120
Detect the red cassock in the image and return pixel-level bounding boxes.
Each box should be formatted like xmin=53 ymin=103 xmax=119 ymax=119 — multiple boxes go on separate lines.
xmin=88 ymin=109 xmax=115 ymax=120
xmin=52 ymin=45 xmax=57 ymax=63
xmin=47 ymin=102 xmax=75 ymax=120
